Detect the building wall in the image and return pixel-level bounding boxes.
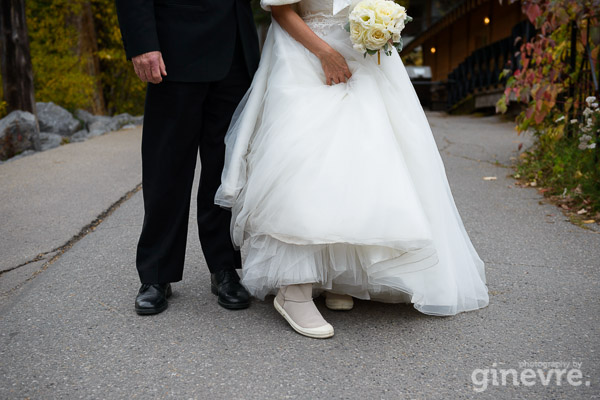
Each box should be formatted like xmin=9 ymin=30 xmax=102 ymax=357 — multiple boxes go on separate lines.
xmin=421 ymin=0 xmax=523 ymax=81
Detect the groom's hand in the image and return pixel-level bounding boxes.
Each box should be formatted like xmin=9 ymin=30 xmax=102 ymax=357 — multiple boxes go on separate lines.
xmin=132 ymin=51 xmax=167 ymax=84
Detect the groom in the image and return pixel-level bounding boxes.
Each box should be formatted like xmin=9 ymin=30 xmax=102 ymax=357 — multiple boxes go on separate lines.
xmin=116 ymin=0 xmax=260 ymax=314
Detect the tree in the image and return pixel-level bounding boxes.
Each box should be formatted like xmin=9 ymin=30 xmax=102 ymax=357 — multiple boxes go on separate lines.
xmin=70 ymin=1 xmax=106 ymax=115
xmin=0 ymin=0 xmax=36 ymax=114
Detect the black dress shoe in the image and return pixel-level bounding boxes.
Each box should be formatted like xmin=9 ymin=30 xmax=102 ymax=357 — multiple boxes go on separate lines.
xmin=211 ymin=270 xmax=250 ymax=309
xmin=135 ymin=283 xmax=172 ymax=315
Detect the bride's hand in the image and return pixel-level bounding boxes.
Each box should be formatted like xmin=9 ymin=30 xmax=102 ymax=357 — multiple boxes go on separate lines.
xmin=318 ymin=47 xmax=352 ymax=85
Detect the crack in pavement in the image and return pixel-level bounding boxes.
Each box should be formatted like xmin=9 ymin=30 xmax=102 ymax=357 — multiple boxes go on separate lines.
xmin=439 ymin=136 xmax=514 ymax=168
xmin=0 ymin=183 xmax=142 ymax=298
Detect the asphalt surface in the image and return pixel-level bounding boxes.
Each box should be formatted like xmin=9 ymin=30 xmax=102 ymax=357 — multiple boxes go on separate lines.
xmin=1 ymin=113 xmax=598 ymax=399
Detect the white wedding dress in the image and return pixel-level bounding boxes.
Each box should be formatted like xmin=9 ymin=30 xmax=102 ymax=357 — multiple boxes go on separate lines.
xmin=215 ymin=0 xmax=489 ymax=315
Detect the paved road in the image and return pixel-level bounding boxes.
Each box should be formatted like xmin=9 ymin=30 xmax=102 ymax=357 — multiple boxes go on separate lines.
xmin=1 ymin=113 xmax=598 ymax=399
xmin=0 ymin=126 xmax=142 ymax=274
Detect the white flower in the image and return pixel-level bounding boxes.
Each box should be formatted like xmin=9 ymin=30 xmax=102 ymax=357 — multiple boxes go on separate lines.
xmin=586 ymin=96 xmax=596 ymax=105
xmin=363 ymin=23 xmax=391 ymax=50
xmin=353 ymin=42 xmax=367 ymax=52
xmin=593 ymin=103 xmax=599 ymax=108
xmin=578 ymin=142 xmax=588 ymax=150
xmin=374 ymin=1 xmax=403 ymax=26
xmin=570 ymin=119 xmax=578 ymax=124
xmin=349 ymin=21 xmax=366 ymax=43
xmin=583 ymin=107 xmax=593 ymax=117
xmin=589 ymin=143 xmax=597 ymax=149
xmin=555 ymin=115 xmax=565 ymax=123
xmin=350 ymin=4 xmax=377 ymax=28
xmin=348 ymin=0 xmax=411 ymax=53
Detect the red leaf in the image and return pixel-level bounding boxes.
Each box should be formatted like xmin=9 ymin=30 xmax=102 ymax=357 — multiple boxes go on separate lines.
xmin=526 ymin=4 xmax=542 ymax=24
xmin=534 ymin=109 xmax=546 ymax=124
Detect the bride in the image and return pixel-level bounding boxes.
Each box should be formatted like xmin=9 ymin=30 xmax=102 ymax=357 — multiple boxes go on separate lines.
xmin=215 ymin=0 xmax=489 ymax=338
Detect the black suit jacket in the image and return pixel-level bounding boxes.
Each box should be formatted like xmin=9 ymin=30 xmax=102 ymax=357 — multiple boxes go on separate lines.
xmin=116 ymin=0 xmax=261 ymax=82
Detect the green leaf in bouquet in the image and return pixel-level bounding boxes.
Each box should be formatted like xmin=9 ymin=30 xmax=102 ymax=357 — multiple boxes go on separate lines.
xmin=384 ymin=42 xmax=392 ymax=57
xmin=366 ymin=48 xmax=379 ymax=55
xmin=344 ymin=22 xmax=350 ymax=32
xmin=406 ymin=15 xmax=413 ymax=23
xmin=394 ymin=38 xmax=404 ymax=53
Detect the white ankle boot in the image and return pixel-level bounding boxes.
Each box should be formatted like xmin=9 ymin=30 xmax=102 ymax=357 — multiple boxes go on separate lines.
xmin=274 ymin=284 xmax=334 ymax=339
xmin=325 ymin=292 xmax=354 ymax=310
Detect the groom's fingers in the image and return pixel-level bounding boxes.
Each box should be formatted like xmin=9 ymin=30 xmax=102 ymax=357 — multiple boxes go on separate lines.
xmin=132 ymin=63 xmax=142 ymax=81
xmin=159 ymin=55 xmax=167 ymax=77
xmin=132 ymin=51 xmax=166 ymax=83
xmin=150 ymin=62 xmax=162 ymax=83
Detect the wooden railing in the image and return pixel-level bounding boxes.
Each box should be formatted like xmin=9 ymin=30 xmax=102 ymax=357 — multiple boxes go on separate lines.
xmin=446 ymin=20 xmax=535 ymax=109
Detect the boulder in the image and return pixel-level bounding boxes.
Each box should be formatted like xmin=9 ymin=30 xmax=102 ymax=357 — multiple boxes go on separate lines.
xmin=88 ymin=115 xmax=120 ymax=136
xmin=38 ymin=132 xmax=63 ymax=151
xmin=0 ymin=111 xmax=40 ymax=160
xmin=71 ymin=129 xmax=92 ymax=142
xmin=74 ymin=109 xmax=96 ymax=125
xmin=113 ymin=113 xmax=133 ymax=126
xmin=37 ymin=102 xmax=81 ymax=136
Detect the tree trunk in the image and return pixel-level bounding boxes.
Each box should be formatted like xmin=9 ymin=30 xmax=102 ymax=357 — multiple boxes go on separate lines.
xmin=0 ymin=0 xmax=36 ymax=115
xmin=72 ymin=1 xmax=106 ymax=115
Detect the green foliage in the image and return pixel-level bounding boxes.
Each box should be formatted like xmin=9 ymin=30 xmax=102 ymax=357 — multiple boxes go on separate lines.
xmin=90 ymin=0 xmax=145 ymax=115
xmin=498 ymin=0 xmax=600 ymax=215
xmin=27 ymin=0 xmax=96 ymax=111
xmin=23 ymin=0 xmax=144 ymax=115
xmin=0 ymin=84 xmax=6 ymax=118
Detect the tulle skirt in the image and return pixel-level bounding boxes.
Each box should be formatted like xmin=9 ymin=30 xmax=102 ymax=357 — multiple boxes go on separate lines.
xmin=215 ymin=21 xmax=489 ymax=315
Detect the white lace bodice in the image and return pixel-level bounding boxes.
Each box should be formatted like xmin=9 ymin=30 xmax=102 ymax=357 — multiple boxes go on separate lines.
xmin=299 ymin=0 xmax=348 ymax=35
xmin=262 ymin=0 xmax=354 ymax=35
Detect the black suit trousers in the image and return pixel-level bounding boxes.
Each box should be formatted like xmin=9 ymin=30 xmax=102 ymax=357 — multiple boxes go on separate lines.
xmin=136 ymin=37 xmax=250 ymax=284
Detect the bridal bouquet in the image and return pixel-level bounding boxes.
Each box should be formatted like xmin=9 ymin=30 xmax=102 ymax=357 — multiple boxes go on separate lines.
xmin=345 ymin=0 xmax=412 ymax=63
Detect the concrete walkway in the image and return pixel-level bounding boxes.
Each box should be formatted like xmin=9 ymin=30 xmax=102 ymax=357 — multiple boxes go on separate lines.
xmin=0 ymin=114 xmax=598 ymax=399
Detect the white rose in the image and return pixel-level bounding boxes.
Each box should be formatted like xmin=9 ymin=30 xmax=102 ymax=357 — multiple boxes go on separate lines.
xmin=363 ymin=23 xmax=391 ymax=50
xmin=394 ymin=19 xmax=405 ymax=32
xmin=350 ymin=6 xmax=377 ymax=28
xmin=374 ymin=1 xmax=402 ymax=26
xmin=349 ymin=21 xmax=367 ymax=44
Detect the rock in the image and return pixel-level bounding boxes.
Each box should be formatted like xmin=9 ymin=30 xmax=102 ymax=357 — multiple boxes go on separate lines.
xmin=74 ymin=109 xmax=95 ymax=125
xmin=9 ymin=149 xmax=36 ymax=161
xmin=37 ymin=102 xmax=81 ymax=136
xmin=71 ymin=129 xmax=92 ymax=143
xmin=59 ymin=111 xmax=144 ymax=144
xmin=39 ymin=132 xmax=63 ymax=151
xmin=113 ymin=113 xmax=133 ymax=126
xmin=88 ymin=115 xmax=120 ymax=136
xmin=0 ymin=111 xmax=40 ymax=160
